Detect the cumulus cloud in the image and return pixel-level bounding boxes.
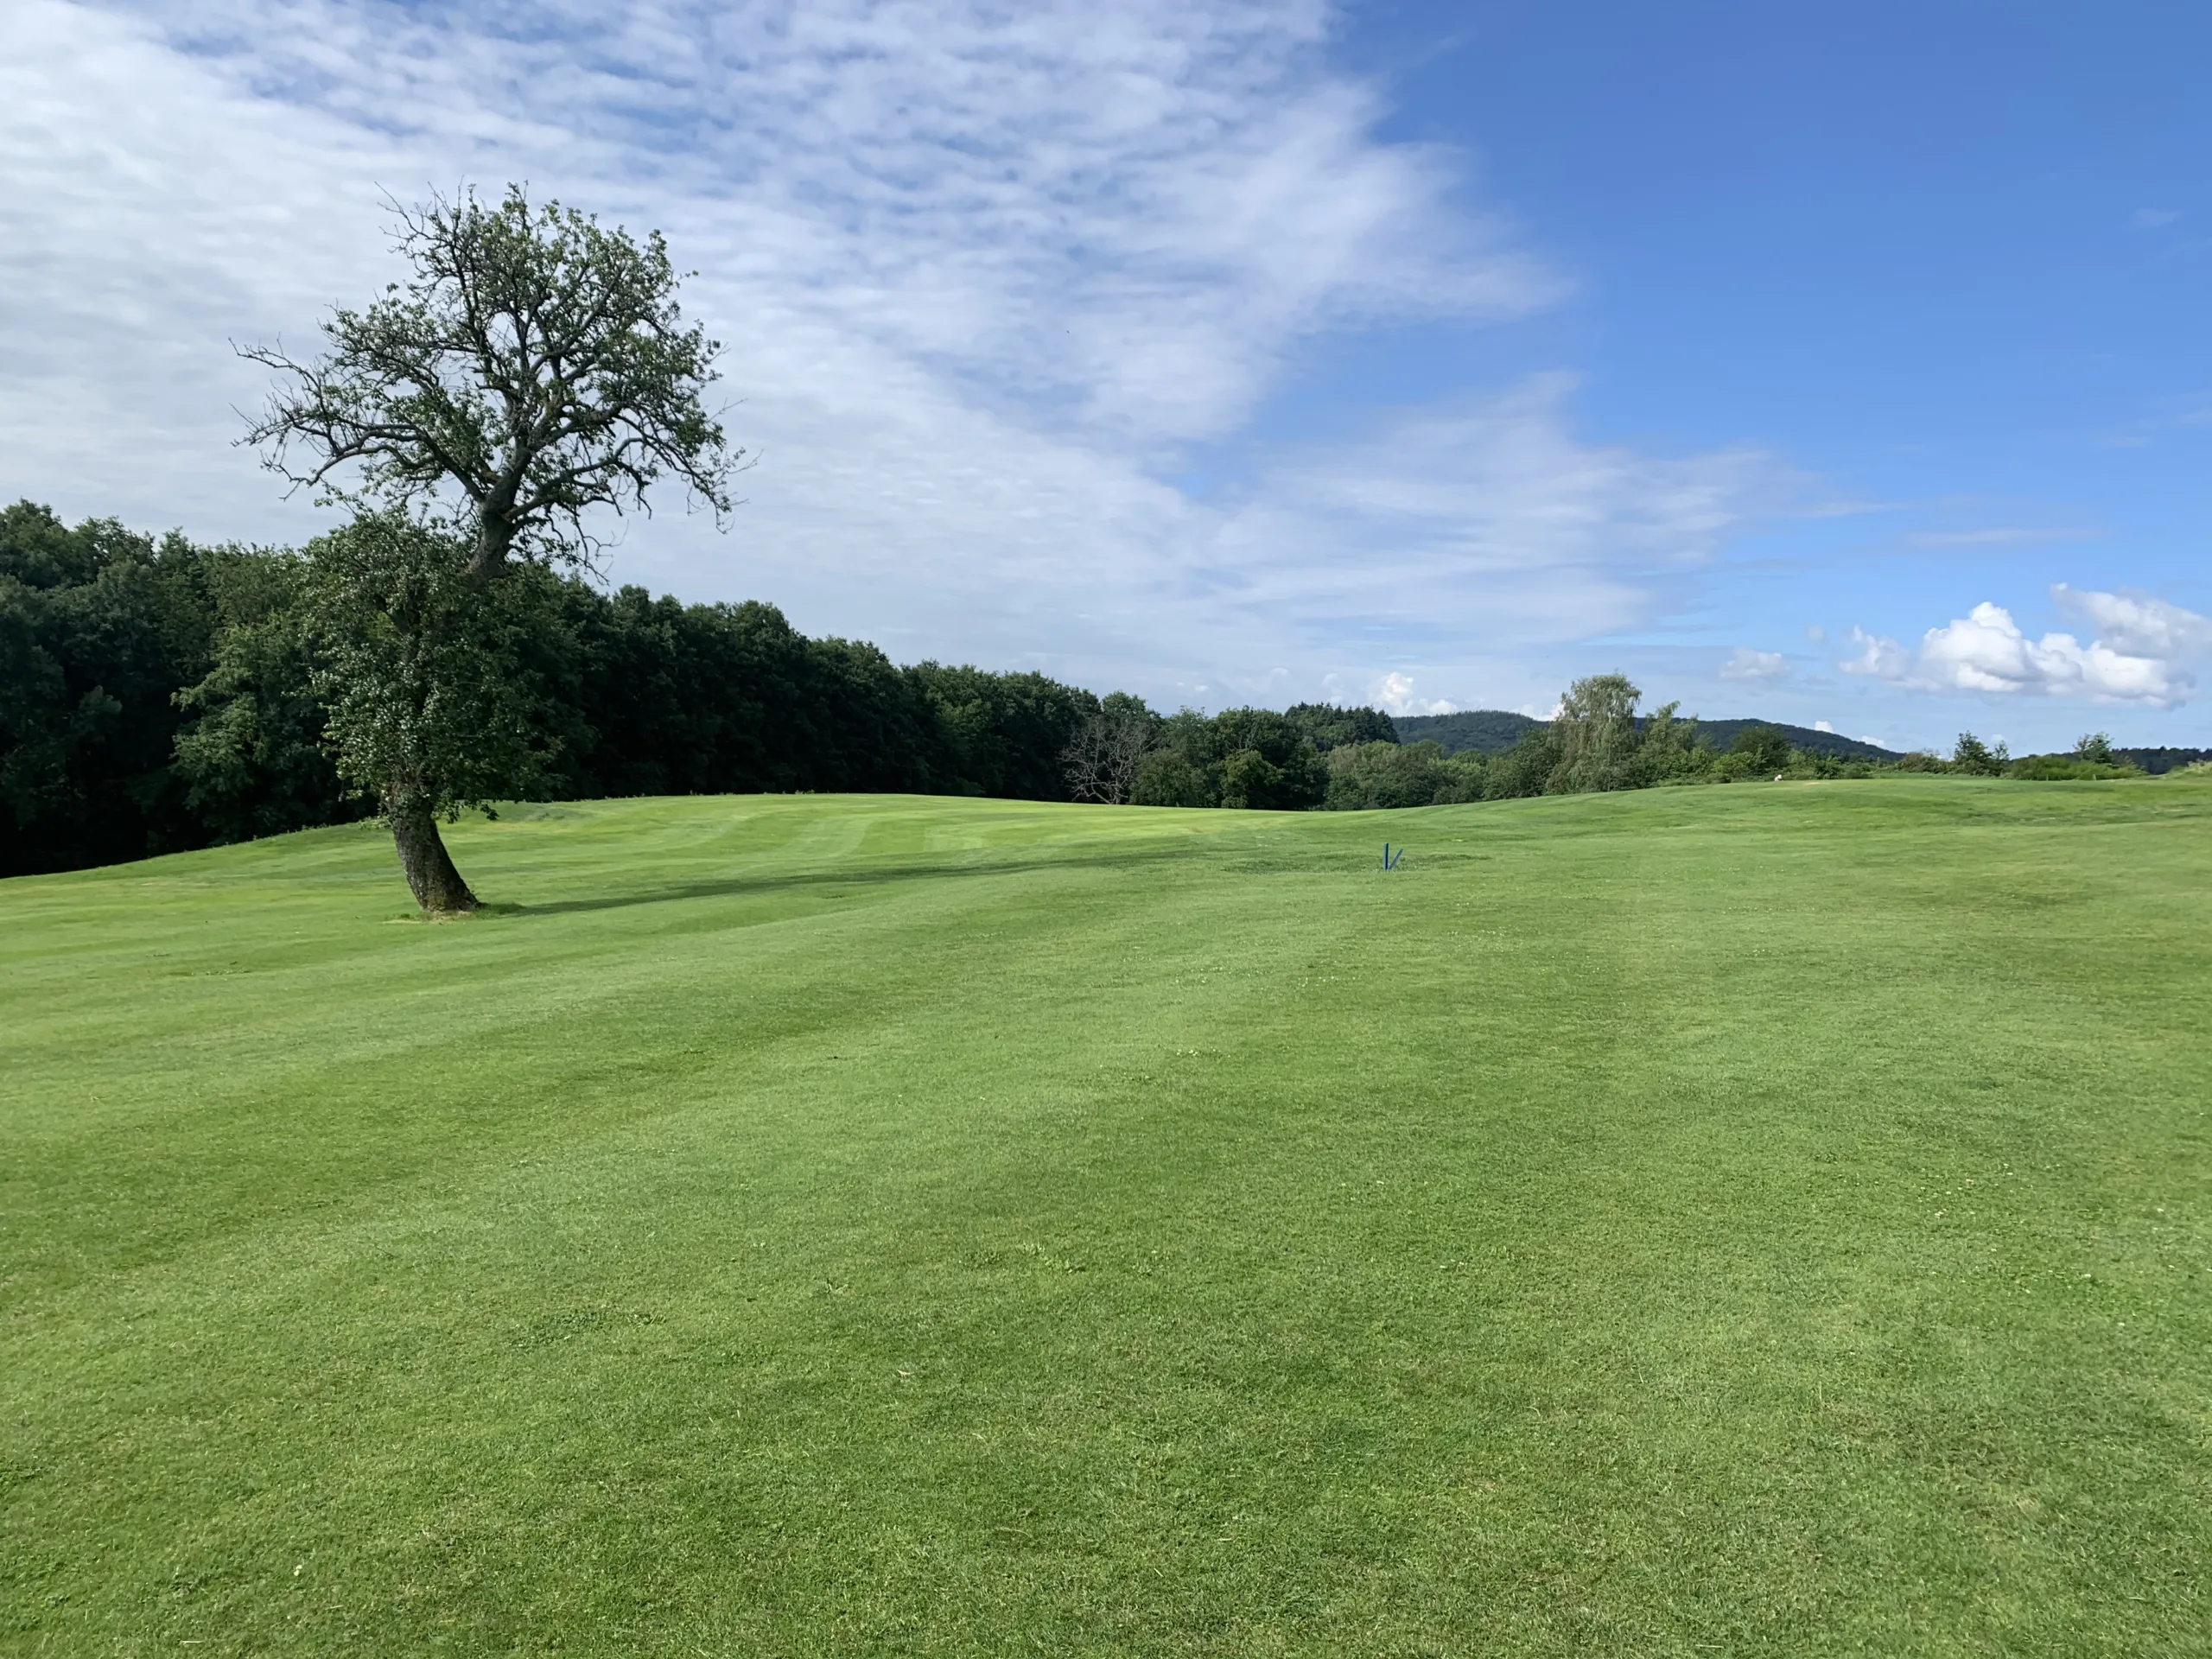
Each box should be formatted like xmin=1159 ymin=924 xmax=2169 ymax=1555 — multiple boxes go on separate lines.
xmin=1374 ymin=672 xmax=1455 ymax=716
xmin=1841 ymin=587 xmax=2211 ymax=706
xmin=1 ymin=0 xmax=1784 ymax=705
xmin=1719 ymin=646 xmax=1787 ymax=682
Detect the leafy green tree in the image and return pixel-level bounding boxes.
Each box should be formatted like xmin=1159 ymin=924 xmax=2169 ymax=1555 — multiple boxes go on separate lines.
xmin=305 ymin=516 xmax=567 ymax=912
xmin=2074 ymin=731 xmax=2114 ymax=764
xmin=1120 ymin=707 xmax=1325 ymax=810
xmin=1324 ymin=739 xmax=1451 ymax=810
xmin=239 ymin=185 xmax=741 ymax=908
xmin=1632 ymin=701 xmax=1710 ymax=784
xmin=1207 ymin=709 xmax=1327 ymax=807
xmin=1548 ymin=673 xmax=1643 ymax=792
xmin=1128 ymin=747 xmax=1211 ymax=807
xmin=1217 ymin=747 xmax=1282 ymax=809
xmin=171 ymin=548 xmax=354 ymax=843
xmin=1953 ymin=732 xmax=2008 ymax=776
xmin=1730 ymin=722 xmax=1792 ymax=774
xmin=1431 ymin=750 xmax=1490 ymax=804
xmin=1484 ymin=722 xmax=1561 ymax=799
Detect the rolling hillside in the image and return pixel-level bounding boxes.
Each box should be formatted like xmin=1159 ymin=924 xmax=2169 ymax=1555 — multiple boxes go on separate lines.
xmin=4 ymin=781 xmax=2209 ymax=1652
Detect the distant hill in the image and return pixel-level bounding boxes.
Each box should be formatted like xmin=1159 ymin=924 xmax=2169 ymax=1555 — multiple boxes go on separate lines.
xmin=1395 ymin=710 xmax=1902 ymax=761
xmin=1392 ymin=711 xmax=1541 ymax=754
xmin=1689 ymin=719 xmax=1899 ymax=761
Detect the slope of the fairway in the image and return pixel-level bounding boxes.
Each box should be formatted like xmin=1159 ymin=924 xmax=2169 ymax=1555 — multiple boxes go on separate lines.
xmin=3 ymin=782 xmax=2209 ymax=1656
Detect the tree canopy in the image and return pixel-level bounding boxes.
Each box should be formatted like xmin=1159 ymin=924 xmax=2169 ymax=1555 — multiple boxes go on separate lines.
xmin=240 ymin=186 xmax=741 ymax=581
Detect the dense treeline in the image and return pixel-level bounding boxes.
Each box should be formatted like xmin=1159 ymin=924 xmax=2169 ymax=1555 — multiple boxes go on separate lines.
xmin=2107 ymin=746 xmax=2212 ymax=775
xmin=4 ymin=501 xmax=2188 ymax=879
xmin=1313 ymin=690 xmax=2165 ymax=803
xmin=1 ymin=507 xmax=240 ymax=874
xmin=1082 ymin=673 xmax=2177 ymax=812
xmin=0 ymin=503 xmax=1106 ymax=876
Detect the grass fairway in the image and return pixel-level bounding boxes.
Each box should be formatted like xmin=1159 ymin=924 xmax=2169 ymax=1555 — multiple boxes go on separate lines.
xmin=3 ymin=781 xmax=2209 ymax=1655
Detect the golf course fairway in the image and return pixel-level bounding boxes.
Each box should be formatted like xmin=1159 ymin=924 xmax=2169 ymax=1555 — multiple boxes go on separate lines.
xmin=3 ymin=779 xmax=2208 ymax=1655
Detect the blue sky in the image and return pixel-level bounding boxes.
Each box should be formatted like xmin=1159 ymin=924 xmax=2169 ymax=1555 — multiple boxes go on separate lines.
xmin=3 ymin=0 xmax=2207 ymax=749
xmin=1259 ymin=0 xmax=2212 ymax=747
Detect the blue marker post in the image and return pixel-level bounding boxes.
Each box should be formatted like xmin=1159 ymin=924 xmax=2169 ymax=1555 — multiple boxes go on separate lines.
xmin=1382 ymin=842 xmax=1404 ymax=870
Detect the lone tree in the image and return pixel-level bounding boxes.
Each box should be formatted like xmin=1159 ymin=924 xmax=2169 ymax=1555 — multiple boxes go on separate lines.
xmin=1548 ymin=672 xmax=1643 ymax=793
xmin=241 ymin=184 xmax=741 ymax=909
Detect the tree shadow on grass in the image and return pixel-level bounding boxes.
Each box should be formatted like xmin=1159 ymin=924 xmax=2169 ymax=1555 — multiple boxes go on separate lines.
xmin=493 ymin=844 xmax=1186 ymax=919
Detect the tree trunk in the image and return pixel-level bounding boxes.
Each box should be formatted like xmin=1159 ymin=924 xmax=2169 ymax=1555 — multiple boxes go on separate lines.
xmin=467 ymin=515 xmax=514 ymax=584
xmin=389 ymin=798 xmax=480 ymax=913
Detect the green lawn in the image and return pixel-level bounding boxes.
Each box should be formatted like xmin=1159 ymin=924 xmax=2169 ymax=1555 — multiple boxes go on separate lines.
xmin=3 ymin=780 xmax=2209 ymax=1655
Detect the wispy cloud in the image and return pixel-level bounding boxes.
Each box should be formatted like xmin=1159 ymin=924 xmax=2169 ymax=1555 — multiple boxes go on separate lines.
xmin=3 ymin=0 xmax=1782 ymax=705
xmin=1208 ymin=374 xmax=1787 ymax=647
xmin=1906 ymin=526 xmax=2104 ymax=549
xmin=1842 ymin=586 xmax=2212 ymax=707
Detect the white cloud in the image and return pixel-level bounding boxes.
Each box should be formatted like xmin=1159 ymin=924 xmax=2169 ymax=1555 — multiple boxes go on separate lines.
xmin=1719 ymin=646 xmax=1787 ymax=682
xmin=1840 ymin=626 xmax=1912 ymax=682
xmin=2051 ymin=584 xmax=2212 ymax=660
xmin=1375 ymin=672 xmax=1454 ymax=716
xmin=1841 ymin=588 xmax=2210 ymax=706
xmin=1 ymin=0 xmax=1782 ymax=705
xmin=1813 ymin=720 xmax=1834 ymax=733
xmin=1199 ymin=375 xmax=1783 ymax=658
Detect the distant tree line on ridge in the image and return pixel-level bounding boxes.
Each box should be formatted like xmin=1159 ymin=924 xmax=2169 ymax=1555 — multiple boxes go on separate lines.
xmin=1067 ymin=671 xmax=2171 ymax=811
xmin=1 ymin=500 xmax=2188 ymax=880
